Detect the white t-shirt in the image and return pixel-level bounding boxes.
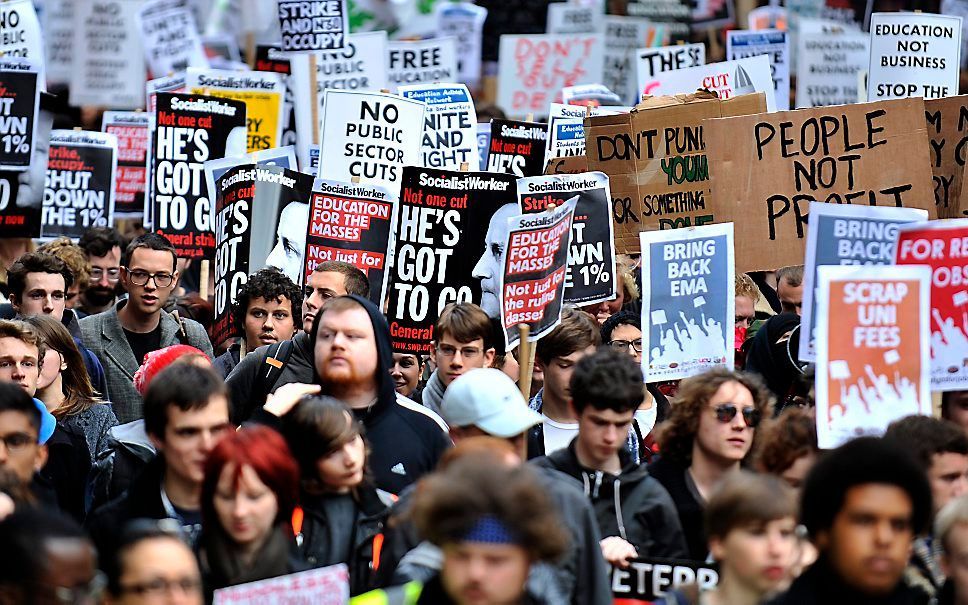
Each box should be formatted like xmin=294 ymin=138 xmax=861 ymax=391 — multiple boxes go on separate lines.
xmin=542 ymin=416 xmax=579 ymax=455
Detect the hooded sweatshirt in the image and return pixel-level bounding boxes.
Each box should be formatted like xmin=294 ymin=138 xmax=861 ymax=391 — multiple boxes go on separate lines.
xmin=534 ymin=439 xmax=688 ymax=559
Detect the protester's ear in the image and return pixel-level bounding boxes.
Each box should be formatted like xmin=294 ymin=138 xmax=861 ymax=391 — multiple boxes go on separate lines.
xmin=148 ymin=432 xmax=165 ymax=454
xmin=9 ymin=294 xmax=20 ymax=313
xmin=32 ymin=444 xmax=47 ymax=473
xmin=533 ymin=356 xmax=545 ymax=373
xmin=484 ymin=347 xmax=496 ymax=367
xmin=708 ymin=536 xmax=725 ymax=562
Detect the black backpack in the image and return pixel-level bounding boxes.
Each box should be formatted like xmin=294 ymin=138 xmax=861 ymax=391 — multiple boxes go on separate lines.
xmin=253 ymin=339 xmax=296 ymax=406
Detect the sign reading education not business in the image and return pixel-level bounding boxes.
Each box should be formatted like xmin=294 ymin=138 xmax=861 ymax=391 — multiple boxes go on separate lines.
xmin=868 ymin=12 xmax=962 ymax=101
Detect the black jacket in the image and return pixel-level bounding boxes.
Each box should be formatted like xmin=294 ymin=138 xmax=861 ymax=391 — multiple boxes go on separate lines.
xmin=647 ymin=455 xmax=708 ymax=561
xmin=41 ymin=422 xmax=92 ymax=523
xmin=534 ymin=440 xmax=688 ymax=559
xmin=765 ymin=557 xmax=931 ymax=605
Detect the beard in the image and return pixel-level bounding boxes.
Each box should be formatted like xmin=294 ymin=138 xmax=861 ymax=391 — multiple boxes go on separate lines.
xmin=319 ymin=357 xmax=365 ymax=388
xmin=83 ymin=285 xmax=119 ymax=307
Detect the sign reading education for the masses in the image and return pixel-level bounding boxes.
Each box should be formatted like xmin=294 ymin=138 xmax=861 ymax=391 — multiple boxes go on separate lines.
xmin=926 ymin=96 xmax=968 ymax=219
xmin=487 ymin=119 xmax=547 ymax=178
xmin=138 ymin=0 xmax=208 ymax=78
xmin=277 ymin=0 xmax=348 ymax=52
xmin=636 ymin=43 xmax=705 ymax=101
xmin=518 ymin=172 xmax=617 ymax=306
xmin=497 ymin=34 xmax=604 ymax=119
xmin=436 ymin=3 xmax=487 ymax=88
xmin=212 ymin=563 xmax=349 ymax=605
xmin=0 ymin=1 xmax=43 ymax=69
xmin=895 ymin=220 xmax=968 ymax=392
xmin=705 ymin=98 xmax=938 ymax=272
xmin=102 ymin=111 xmax=150 ymax=218
xmin=386 ymin=38 xmax=458 ymax=93
xmin=152 ymin=92 xmax=247 ymax=259
xmin=639 ymin=223 xmax=735 ymax=382
xmin=305 ymin=179 xmax=397 ymax=307
xmin=796 ymin=30 xmax=869 ymax=107
xmin=399 ymin=83 xmax=479 ymax=171
xmin=647 ymin=54 xmax=778 ymax=112
xmin=0 ymin=58 xmax=39 ymax=172
xmin=186 ymin=68 xmax=285 ymax=153
xmin=868 ymin=12 xmax=963 ymax=101
xmin=500 ymin=199 xmax=576 ymax=350
xmin=727 ymin=30 xmax=790 ymax=111
xmin=69 ymin=0 xmax=146 ymax=110
xmin=815 ymin=264 xmax=932 ymax=449
xmin=388 ymin=167 xmax=517 ymax=352
xmin=317 ymin=90 xmax=425 ymax=192
xmin=800 ymin=203 xmax=930 ymax=362
xmin=604 ymin=16 xmax=665 ymax=106
xmin=612 ymin=558 xmax=719 ymax=603
xmin=41 ymin=130 xmax=118 ymax=241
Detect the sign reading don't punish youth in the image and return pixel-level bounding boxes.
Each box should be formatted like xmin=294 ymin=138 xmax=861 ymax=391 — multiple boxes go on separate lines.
xmin=41 ymin=130 xmax=118 ymax=241
xmin=0 ymin=58 xmax=39 ymax=172
xmin=152 ymin=92 xmax=247 ymax=259
xmin=487 ymin=119 xmax=547 ymax=178
xmin=388 ymin=167 xmax=517 ymax=354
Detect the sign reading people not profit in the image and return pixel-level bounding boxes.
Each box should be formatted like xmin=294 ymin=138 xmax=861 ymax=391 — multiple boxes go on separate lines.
xmin=0 ymin=58 xmax=39 ymax=172
xmin=399 ymin=83 xmax=479 ymax=171
xmin=868 ymin=12 xmax=962 ymax=101
xmin=102 ymin=111 xmax=150 ymax=218
xmin=639 ymin=224 xmax=735 ymax=382
xmin=41 ymin=130 xmax=118 ymax=241
xmin=277 ymin=0 xmax=348 ymax=52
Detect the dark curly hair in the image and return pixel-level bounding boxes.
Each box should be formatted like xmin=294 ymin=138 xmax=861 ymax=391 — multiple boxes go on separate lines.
xmin=600 ymin=310 xmax=640 ymax=344
xmin=7 ymin=251 xmax=74 ymax=301
xmin=79 ymin=227 xmax=124 ymax=258
xmin=754 ymin=406 xmax=818 ymax=477
xmin=231 ymin=268 xmax=302 ymax=333
xmin=571 ymin=347 xmax=644 ymax=415
xmin=656 ymin=368 xmax=773 ymax=466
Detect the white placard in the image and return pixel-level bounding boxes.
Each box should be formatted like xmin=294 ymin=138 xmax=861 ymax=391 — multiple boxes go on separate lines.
xmin=547 ymin=3 xmax=604 ymax=34
xmin=399 ymin=83 xmax=479 ymax=171
xmin=868 ymin=12 xmax=962 ymax=101
xmin=69 ymin=0 xmax=146 ymax=109
xmin=636 ymin=43 xmax=705 ymax=101
xmin=796 ymin=29 xmax=869 ymax=107
xmin=139 ymin=0 xmax=209 ymax=78
xmin=645 ymin=54 xmax=777 ymax=111
xmin=386 ymin=37 xmax=458 ymax=93
xmin=727 ymin=30 xmax=790 ymax=110
xmin=436 ymin=2 xmax=487 ymax=88
xmin=604 ymin=16 xmax=664 ymax=105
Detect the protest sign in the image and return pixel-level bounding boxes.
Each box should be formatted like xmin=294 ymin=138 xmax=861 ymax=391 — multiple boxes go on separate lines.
xmin=386 ymin=38 xmax=458 ymax=93
xmin=517 ymin=172 xmax=617 ymax=306
xmin=212 ymin=165 xmax=253 ymax=346
xmin=41 ymin=130 xmax=117 ymax=241
xmin=727 ymin=30 xmax=790 ymax=111
xmin=815 ymin=264 xmax=932 ymax=449
xmin=646 ymin=54 xmax=778 ymax=112
xmin=497 ymin=34 xmax=604 ymax=120
xmin=560 ymin=84 xmax=625 ymax=108
xmin=254 ymin=47 xmax=297 ymax=149
xmin=942 ymin=0 xmax=968 ymax=70
xmin=152 ymin=92 xmax=247 ymax=259
xmin=868 ymin=13 xmax=962 ymax=102
xmin=796 ymin=29 xmax=869 ymax=107
xmin=0 ymin=1 xmax=42 ymax=69
xmin=317 ymin=90 xmax=425 ymax=192
xmin=627 ymin=0 xmax=691 ymax=42
xmin=639 ymin=223 xmax=734 ymax=382
xmin=487 ymin=119 xmax=547 ymax=178
xmin=585 ymin=91 xmax=766 ymax=254
xmin=476 ymin=123 xmax=490 ymax=171
xmin=0 ymin=59 xmax=38 ymax=172
xmin=277 ymin=0 xmax=348 ymax=52
xmin=388 ymin=167 xmax=517 ymax=351
xmin=186 ymin=68 xmax=286 ymax=153
xmin=705 ymin=98 xmax=938 ymax=272
xmin=500 ymin=200 xmax=576 ymax=350
xmin=611 ymin=558 xmax=719 ymax=604
xmin=800 ymin=203 xmax=930 ymax=362
xmin=436 ymin=3 xmax=487 ymax=88
xmin=692 ymin=0 xmax=736 ymax=29
xmin=44 ymin=0 xmax=74 ymax=86
xmin=604 ymin=17 xmax=665 ymax=106
xmin=138 ymin=0 xmax=208 ymax=78
xmin=545 ymin=103 xmax=623 ymax=164
xmin=399 ymin=83 xmax=479 ymax=171
xmin=102 ymin=111 xmax=150 ymax=218
xmin=546 ymin=155 xmax=589 ymax=175
xmin=894 ymin=220 xmax=968 ymax=392
xmin=636 ymin=44 xmax=706 ymax=101
xmin=213 ymin=563 xmax=348 ymax=605
xmin=68 ymin=0 xmax=145 ymax=110
xmin=0 ymin=101 xmax=51 ymax=239
xmin=926 ymin=96 xmax=968 ymax=219
xmin=546 ymin=118 xmax=586 ymax=164
xmin=305 ymin=179 xmax=397 ymax=306
xmin=546 ymin=3 xmax=603 ymax=34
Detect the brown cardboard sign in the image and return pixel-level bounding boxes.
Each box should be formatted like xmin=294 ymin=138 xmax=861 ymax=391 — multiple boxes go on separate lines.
xmin=544 ymin=154 xmax=588 ymax=175
xmin=706 ymin=97 xmax=937 ymax=272
xmin=925 ymin=96 xmax=968 ymax=219
xmin=584 ymin=91 xmax=766 ymax=254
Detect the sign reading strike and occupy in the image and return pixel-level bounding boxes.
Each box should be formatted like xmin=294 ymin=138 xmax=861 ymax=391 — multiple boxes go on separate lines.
xmin=796 ymin=30 xmax=869 ymax=107
xmin=387 ymin=38 xmax=458 ymax=93
xmin=0 ymin=1 xmax=43 ymax=69
xmin=436 ymin=3 xmax=487 ymax=88
xmin=487 ymin=119 xmax=547 ymax=178
xmin=800 ymin=203 xmax=929 ymax=362
xmin=637 ymin=44 xmax=705 ymax=100
xmin=639 ymin=224 xmax=735 ymax=382
xmin=611 ymin=558 xmax=719 ymax=603
xmin=388 ymin=167 xmax=517 ymax=353
xmin=705 ymin=98 xmax=938 ymax=272
xmin=69 ymin=0 xmax=146 ymax=110
xmin=500 ymin=199 xmax=576 ymax=350
xmin=213 ymin=563 xmax=348 ymax=605
xmin=585 ymin=91 xmax=766 ymax=254
xmin=727 ymin=30 xmax=790 ymax=111
xmin=815 ymin=265 xmax=932 ymax=449
xmin=497 ymin=34 xmax=604 ymax=119
xmin=317 ymin=90 xmax=425 ymax=192
xmin=926 ymin=96 xmax=968 ymax=219
xmin=277 ymin=0 xmax=348 ymax=52
xmin=305 ymin=179 xmax=397 ymax=306
xmin=41 ymin=130 xmax=118 ymax=241
xmin=152 ymin=92 xmax=247 ymax=259
xmin=895 ymin=221 xmax=968 ymax=392
xmin=546 ymin=118 xmax=585 ymax=163
xmin=102 ymin=111 xmax=150 ymax=218
xmin=518 ymin=173 xmax=617 ymax=306
xmin=187 ymin=68 xmax=285 ymax=153
xmin=138 ymin=0 xmax=208 ymax=78
xmin=646 ymin=55 xmax=778 ymax=112
xmin=0 ymin=59 xmax=39 ymax=172
xmin=868 ymin=13 xmax=962 ymax=101
xmin=604 ymin=16 xmax=664 ymax=106
xmin=399 ymin=83 xmax=479 ymax=171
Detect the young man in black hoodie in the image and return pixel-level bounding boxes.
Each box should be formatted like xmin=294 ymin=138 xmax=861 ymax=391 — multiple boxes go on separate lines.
xmin=534 ymin=348 xmax=687 ymax=569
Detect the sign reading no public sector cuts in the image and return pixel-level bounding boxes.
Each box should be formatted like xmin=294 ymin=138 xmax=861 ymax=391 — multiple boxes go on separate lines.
xmin=41 ymin=130 xmax=118 ymax=241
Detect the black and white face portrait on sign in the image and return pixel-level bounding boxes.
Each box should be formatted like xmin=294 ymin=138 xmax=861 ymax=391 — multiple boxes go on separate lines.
xmin=472 ymin=202 xmax=518 ymax=317
xmin=265 ymin=199 xmax=310 ymax=284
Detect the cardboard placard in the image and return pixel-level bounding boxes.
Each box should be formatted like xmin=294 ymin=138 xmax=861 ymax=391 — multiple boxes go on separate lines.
xmin=636 ymin=44 xmax=705 ymax=101
xmin=399 ymin=83 xmax=479 ymax=171
xmin=604 ymin=16 xmax=665 ymax=106
xmin=41 ymin=130 xmax=118 ymax=241
xmin=611 ymin=558 xmax=719 ymax=603
xmin=796 ymin=30 xmax=869 ymax=108
xmin=500 ymin=199 xmax=576 ymax=350
xmin=545 ymin=155 xmax=589 ymax=175
xmin=639 ymin=224 xmax=735 ymax=382
xmin=868 ymin=12 xmax=962 ymax=102
xmin=436 ymin=3 xmax=488 ymax=89
xmin=705 ymin=98 xmax=938 ymax=272
xmin=138 ymin=0 xmax=208 ymax=78
xmin=584 ymin=91 xmax=766 ymax=254
xmin=186 ymin=68 xmax=286 ymax=153
xmin=800 ymin=202 xmax=929 ymax=362
xmin=815 ymin=264 xmax=932 ymax=449
xmin=69 ymin=0 xmax=146 ymax=110
xmin=487 ymin=119 xmax=547 ymax=177
xmin=646 ymin=54 xmax=778 ymax=112
xmin=213 ymin=564 xmax=348 ymax=605
xmin=894 ymin=220 xmax=968 ymax=392
xmin=0 ymin=58 xmax=39 ymax=172
xmin=727 ymin=30 xmax=790 ymax=111
xmin=101 ymin=111 xmax=150 ymax=218
xmin=277 ymin=0 xmax=348 ymax=52
xmin=386 ymin=38 xmax=458 ymax=93
xmin=925 ymin=96 xmax=968 ymax=219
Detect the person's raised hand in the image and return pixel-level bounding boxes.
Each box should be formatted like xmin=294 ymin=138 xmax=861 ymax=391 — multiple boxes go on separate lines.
xmin=264 ymin=383 xmax=321 ymax=417
xmin=600 ymin=536 xmax=638 ymax=569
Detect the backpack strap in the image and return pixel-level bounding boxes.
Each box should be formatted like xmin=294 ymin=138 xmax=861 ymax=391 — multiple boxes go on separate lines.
xmin=254 ymin=339 xmax=295 ymax=405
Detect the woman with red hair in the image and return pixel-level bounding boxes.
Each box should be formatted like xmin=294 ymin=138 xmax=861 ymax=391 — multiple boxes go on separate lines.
xmin=199 ymin=425 xmax=304 ymax=597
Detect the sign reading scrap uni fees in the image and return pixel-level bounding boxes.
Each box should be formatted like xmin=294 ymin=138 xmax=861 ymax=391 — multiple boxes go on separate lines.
xmin=705 ymin=97 xmax=938 ymax=272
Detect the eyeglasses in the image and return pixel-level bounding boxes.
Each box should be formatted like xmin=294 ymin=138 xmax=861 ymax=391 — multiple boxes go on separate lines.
xmin=119 ymin=576 xmax=203 ymax=597
xmin=124 ymin=268 xmax=174 ymax=288
xmin=436 ymin=344 xmax=482 ymax=359
xmin=53 ymin=571 xmax=106 ymax=604
xmin=89 ymin=268 xmax=121 ymax=283
xmin=608 ymin=339 xmax=643 ymax=353
xmin=0 ymin=431 xmax=35 ymax=454
xmin=712 ymin=404 xmax=762 ymax=428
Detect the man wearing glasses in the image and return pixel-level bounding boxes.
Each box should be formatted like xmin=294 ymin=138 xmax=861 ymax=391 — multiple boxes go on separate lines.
xmin=419 ymin=302 xmax=495 ymax=414
xmin=80 ymin=234 xmax=214 ymax=424
xmin=78 ymin=227 xmax=126 ymax=318
xmin=104 ymin=519 xmax=204 ymax=605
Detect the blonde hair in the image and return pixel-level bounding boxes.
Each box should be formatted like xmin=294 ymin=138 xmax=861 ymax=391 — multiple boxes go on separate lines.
xmin=735 ymin=273 xmax=760 ymax=304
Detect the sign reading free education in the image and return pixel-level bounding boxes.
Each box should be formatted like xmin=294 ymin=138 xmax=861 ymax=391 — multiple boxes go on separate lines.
xmin=41 ymin=130 xmax=118 ymax=241
xmin=277 ymin=0 xmax=348 ymax=52
xmin=611 ymin=558 xmax=719 ymax=603
xmin=800 ymin=203 xmax=930 ymax=362
xmin=0 ymin=58 xmax=39 ymax=172
xmin=868 ymin=13 xmax=962 ymax=101
xmin=305 ymin=179 xmax=397 ymax=307
xmin=101 ymin=111 xmax=150 ymax=218
xmin=399 ymin=83 xmax=479 ymax=171
xmin=517 ymin=173 xmax=617 ymax=307
xmin=639 ymin=224 xmax=735 ymax=382
xmin=387 ymin=38 xmax=458 ymax=93
xmin=500 ymin=200 xmax=576 ymax=350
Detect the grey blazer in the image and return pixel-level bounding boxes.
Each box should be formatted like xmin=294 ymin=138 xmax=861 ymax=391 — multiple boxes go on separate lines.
xmin=79 ymin=301 xmax=214 ymax=424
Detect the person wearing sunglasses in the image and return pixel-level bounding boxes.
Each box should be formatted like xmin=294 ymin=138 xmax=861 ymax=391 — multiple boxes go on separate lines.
xmin=648 ymin=368 xmax=773 ymax=560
